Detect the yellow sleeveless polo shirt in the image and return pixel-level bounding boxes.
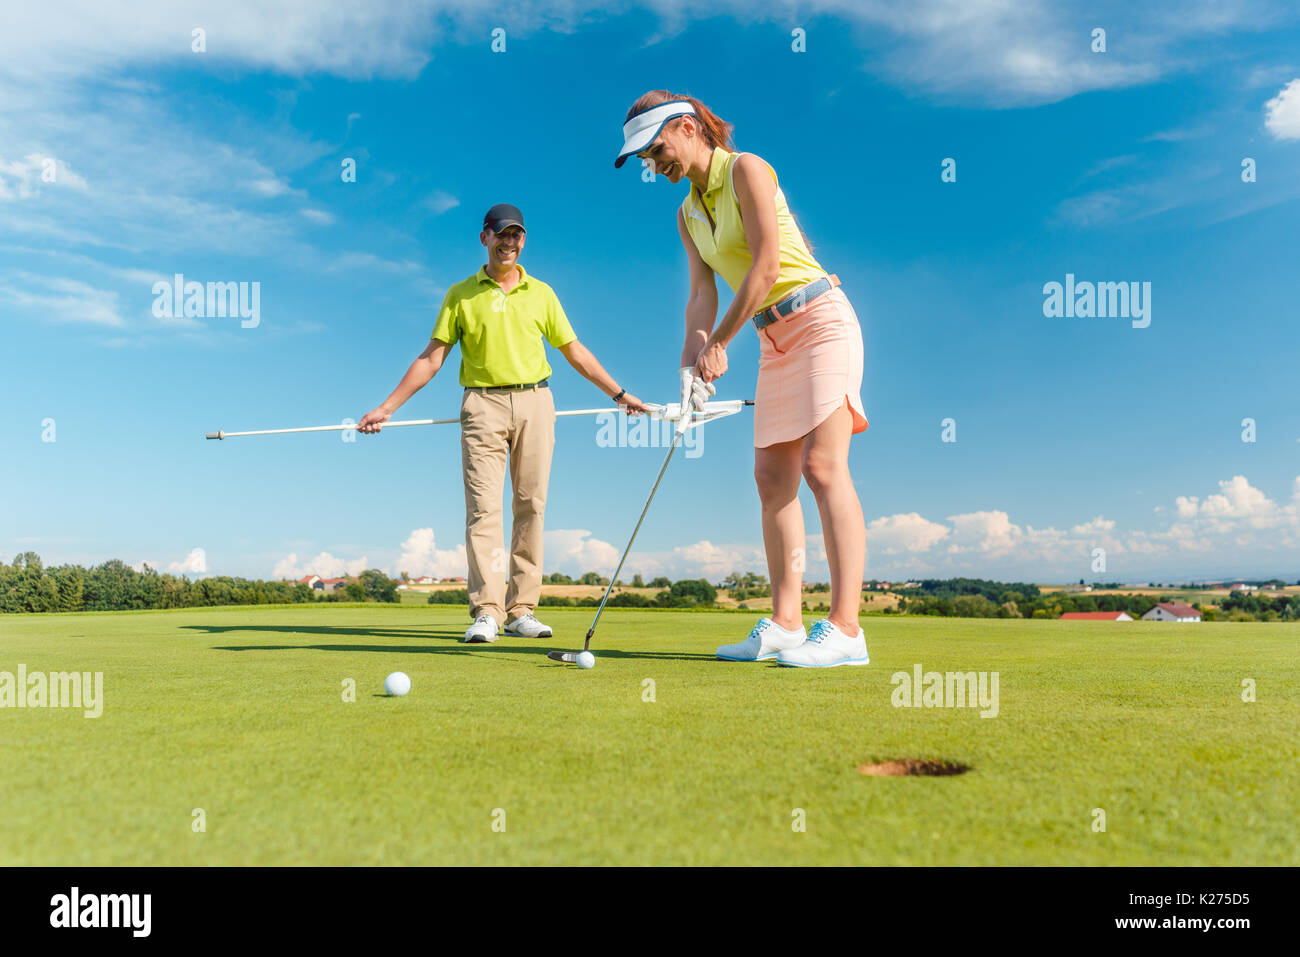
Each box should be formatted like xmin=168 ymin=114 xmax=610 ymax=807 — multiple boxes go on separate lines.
xmin=680 ymin=147 xmax=826 ymax=312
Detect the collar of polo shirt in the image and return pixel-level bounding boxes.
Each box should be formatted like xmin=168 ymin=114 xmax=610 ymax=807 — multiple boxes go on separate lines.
xmin=478 ymin=263 xmax=530 ymax=288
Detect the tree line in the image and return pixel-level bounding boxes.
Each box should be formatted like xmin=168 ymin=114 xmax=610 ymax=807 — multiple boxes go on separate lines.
xmin=430 ymin=578 xmax=719 ymax=608
xmin=0 ymin=553 xmax=398 ymax=613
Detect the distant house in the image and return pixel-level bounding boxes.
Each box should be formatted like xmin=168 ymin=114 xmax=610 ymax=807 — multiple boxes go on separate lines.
xmin=1230 ymin=583 xmax=1256 ymax=592
xmin=414 ymin=576 xmax=436 ymax=585
xmin=319 ymin=577 xmax=350 ymax=593
xmin=297 ymin=575 xmax=322 ymax=590
xmin=1142 ymin=602 xmax=1201 ymax=622
xmin=1060 ymin=611 xmax=1133 ymax=621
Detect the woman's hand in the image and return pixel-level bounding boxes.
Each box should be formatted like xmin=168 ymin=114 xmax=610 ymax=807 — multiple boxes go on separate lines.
xmin=357 ymin=406 xmax=392 ymax=434
xmin=694 ymin=340 xmax=728 ymax=385
xmin=679 ymin=366 xmax=715 ymax=413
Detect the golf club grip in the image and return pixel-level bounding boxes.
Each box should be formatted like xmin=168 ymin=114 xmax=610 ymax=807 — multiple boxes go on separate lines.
xmin=205 ymin=432 xmax=223 ymax=440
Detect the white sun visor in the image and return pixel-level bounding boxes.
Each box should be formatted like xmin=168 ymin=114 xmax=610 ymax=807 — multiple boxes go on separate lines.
xmin=614 ymin=100 xmax=696 ymax=168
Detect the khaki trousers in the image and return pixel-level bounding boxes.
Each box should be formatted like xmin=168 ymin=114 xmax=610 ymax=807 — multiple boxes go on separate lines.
xmin=460 ymin=386 xmax=555 ymax=625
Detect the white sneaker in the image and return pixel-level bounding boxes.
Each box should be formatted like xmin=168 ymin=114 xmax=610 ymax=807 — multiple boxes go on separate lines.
xmin=716 ymin=617 xmax=807 ymax=661
xmin=464 ymin=615 xmax=500 ymax=643
xmin=504 ymin=613 xmax=553 ymax=638
xmin=777 ymin=619 xmax=869 ymax=668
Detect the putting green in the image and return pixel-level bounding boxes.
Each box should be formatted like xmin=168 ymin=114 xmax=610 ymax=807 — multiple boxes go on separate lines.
xmin=2 ymin=604 xmax=1296 ymax=865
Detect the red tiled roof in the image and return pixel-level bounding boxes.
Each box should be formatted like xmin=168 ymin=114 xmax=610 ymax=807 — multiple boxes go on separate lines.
xmin=1060 ymin=611 xmax=1131 ymax=620
xmin=1157 ymin=601 xmax=1200 ymax=617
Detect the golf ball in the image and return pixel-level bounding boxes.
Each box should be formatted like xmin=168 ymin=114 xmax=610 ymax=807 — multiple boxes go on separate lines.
xmin=384 ymin=671 xmax=411 ymax=696
xmin=576 ymin=652 xmax=595 ymax=670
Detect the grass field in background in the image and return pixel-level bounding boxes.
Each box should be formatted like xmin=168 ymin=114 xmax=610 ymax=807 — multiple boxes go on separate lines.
xmin=2 ymin=604 xmax=1297 ymax=865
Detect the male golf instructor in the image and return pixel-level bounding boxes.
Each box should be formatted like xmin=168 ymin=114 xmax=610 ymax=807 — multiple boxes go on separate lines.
xmin=359 ymin=204 xmax=647 ymax=642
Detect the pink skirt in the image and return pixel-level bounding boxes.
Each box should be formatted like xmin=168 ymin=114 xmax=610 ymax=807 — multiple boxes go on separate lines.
xmin=753 ymin=286 xmax=868 ymax=448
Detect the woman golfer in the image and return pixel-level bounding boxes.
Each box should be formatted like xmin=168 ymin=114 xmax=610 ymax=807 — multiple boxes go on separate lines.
xmin=615 ymin=92 xmax=869 ymax=668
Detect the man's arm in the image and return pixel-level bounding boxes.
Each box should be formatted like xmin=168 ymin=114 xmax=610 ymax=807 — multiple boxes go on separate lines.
xmin=558 ymin=340 xmax=649 ymax=413
xmin=358 ymin=339 xmax=452 ymax=432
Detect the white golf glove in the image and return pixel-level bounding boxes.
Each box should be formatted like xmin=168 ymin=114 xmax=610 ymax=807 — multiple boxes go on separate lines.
xmin=678 ymin=366 xmax=716 ymax=418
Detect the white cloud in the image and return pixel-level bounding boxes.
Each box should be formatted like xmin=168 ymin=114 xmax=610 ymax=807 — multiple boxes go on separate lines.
xmin=0 ymin=1 xmax=440 ymax=82
xmin=301 ymin=208 xmax=336 ymax=225
xmin=0 ymin=153 xmax=87 ymax=200
xmin=167 ymin=547 xmax=208 ymax=575
xmin=0 ymin=1 xmax=1278 ymax=110
xmin=544 ymin=529 xmax=621 ymax=574
xmin=0 ymin=273 xmax=125 ymax=326
xmin=945 ymin=510 xmax=1023 ymax=555
xmin=866 ymin=512 xmax=950 ymax=553
xmin=1264 ymin=78 xmax=1300 ymax=140
xmin=249 ymin=177 xmax=293 ymax=197
xmin=326 ymin=252 xmax=425 ymax=273
xmin=1182 ymin=475 xmax=1292 ymax=530
xmin=423 ymin=190 xmax=460 ymax=215
xmin=395 ymin=528 xmax=467 ymax=579
xmin=1069 ymin=515 xmax=1115 ymax=536
xmin=627 ymin=539 xmax=770 ymax=581
xmin=272 ymin=550 xmax=369 ymax=580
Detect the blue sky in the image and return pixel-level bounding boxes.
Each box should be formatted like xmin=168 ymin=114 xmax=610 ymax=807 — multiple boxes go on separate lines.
xmin=2 ymin=0 xmax=1299 ymax=585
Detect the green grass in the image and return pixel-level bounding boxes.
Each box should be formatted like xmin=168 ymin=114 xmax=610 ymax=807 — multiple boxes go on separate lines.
xmin=2 ymin=604 xmax=1297 ymax=865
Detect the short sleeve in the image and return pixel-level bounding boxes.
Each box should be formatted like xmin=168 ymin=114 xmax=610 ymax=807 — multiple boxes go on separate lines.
xmin=430 ymin=290 xmax=460 ymax=345
xmin=543 ymin=289 xmax=576 ymax=348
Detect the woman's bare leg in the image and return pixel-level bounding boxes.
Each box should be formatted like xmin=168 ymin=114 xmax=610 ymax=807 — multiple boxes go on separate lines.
xmin=801 ymin=402 xmax=864 ymax=635
xmin=754 ymin=438 xmax=805 ymax=631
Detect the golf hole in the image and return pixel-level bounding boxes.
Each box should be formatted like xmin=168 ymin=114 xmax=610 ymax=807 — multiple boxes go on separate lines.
xmin=857 ymin=758 xmax=970 ymax=777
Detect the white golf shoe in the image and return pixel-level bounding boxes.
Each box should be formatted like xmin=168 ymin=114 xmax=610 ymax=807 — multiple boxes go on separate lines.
xmin=464 ymin=615 xmax=500 ymax=643
xmin=777 ymin=618 xmax=869 ymax=668
xmin=504 ymin=613 xmax=553 ymax=638
xmin=716 ymin=617 xmax=807 ymax=661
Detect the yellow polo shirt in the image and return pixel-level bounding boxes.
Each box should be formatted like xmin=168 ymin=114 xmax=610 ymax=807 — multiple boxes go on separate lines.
xmin=681 ymin=147 xmax=826 ymax=312
xmin=431 ymin=264 xmax=577 ymax=387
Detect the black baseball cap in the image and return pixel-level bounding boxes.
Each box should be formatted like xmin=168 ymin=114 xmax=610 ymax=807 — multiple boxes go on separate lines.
xmin=483 ymin=203 xmax=525 ymax=233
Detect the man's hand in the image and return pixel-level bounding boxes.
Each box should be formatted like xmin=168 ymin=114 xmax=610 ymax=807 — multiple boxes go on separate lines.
xmin=357 ymin=406 xmax=392 ymax=434
xmin=679 ymin=366 xmax=715 ymax=414
xmin=616 ymin=392 xmax=650 ymax=416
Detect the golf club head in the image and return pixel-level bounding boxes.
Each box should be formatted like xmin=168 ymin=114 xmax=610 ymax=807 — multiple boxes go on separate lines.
xmin=547 ymin=650 xmax=579 ymax=663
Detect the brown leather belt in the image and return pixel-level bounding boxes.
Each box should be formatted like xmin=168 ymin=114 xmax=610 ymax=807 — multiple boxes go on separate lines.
xmin=466 ymin=379 xmax=549 ymax=394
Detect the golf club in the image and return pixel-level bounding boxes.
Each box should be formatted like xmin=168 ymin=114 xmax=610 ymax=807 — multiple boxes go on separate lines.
xmin=545 ymin=400 xmax=754 ymax=662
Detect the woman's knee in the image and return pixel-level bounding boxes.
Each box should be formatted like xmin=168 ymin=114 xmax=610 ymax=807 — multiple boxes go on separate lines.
xmin=754 ymin=452 xmax=800 ymax=502
xmin=801 ymin=449 xmax=847 ymax=497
